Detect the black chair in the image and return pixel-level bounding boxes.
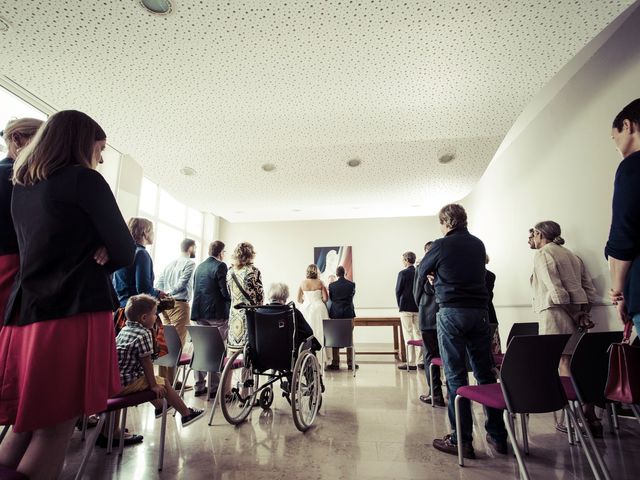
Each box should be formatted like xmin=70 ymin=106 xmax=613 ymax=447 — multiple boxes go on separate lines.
xmin=183 ymin=325 xmax=226 ymax=425
xmin=153 ymin=324 xmax=184 ymax=389
xmin=323 ymin=318 xmax=356 ymax=377
xmin=454 ymin=334 xmax=580 ymax=479
xmin=493 ymin=322 xmax=539 ymax=366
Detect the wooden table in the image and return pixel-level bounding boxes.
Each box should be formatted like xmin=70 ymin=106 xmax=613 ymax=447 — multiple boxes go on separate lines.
xmin=353 ymin=317 xmax=406 ymax=362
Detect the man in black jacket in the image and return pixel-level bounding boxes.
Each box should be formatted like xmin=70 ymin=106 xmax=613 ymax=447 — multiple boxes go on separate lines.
xmin=191 ymin=240 xmax=231 ymax=398
xmin=327 ymin=266 xmax=356 ymax=370
xmin=418 ymin=204 xmax=507 ymax=459
xmin=396 ymin=251 xmax=421 ymax=370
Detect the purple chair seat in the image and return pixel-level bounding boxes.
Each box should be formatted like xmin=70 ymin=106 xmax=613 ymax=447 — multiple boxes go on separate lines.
xmin=457 ymin=384 xmax=506 ymax=410
xmin=178 ymin=353 xmax=191 ymax=365
xmin=223 ymin=356 xmax=244 ymax=369
xmin=0 ymin=466 xmax=28 ymax=480
xmin=560 ymin=376 xmax=577 ymax=401
xmin=108 ymin=390 xmax=157 ymax=411
xmin=431 ymin=357 xmax=443 ymax=367
xmin=493 ymin=353 xmax=505 ymax=366
xmin=407 ymin=339 xmax=423 ymax=347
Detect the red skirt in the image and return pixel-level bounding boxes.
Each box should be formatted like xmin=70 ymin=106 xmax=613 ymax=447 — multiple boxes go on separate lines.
xmin=0 ymin=254 xmax=19 ymax=324
xmin=0 ymin=311 xmax=122 ymax=432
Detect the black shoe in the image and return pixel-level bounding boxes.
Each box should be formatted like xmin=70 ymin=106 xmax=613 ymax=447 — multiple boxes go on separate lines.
xmin=419 ymin=394 xmax=445 ymax=407
xmin=433 ymin=434 xmax=475 ymax=459
xmin=174 ymin=381 xmax=193 ymax=392
xmin=486 ymin=433 xmax=508 ymax=455
xmin=417 ymin=363 xmax=425 ymax=370
xmin=347 ymin=364 xmax=359 ymax=370
xmin=194 ymin=388 xmax=208 ymax=397
xmin=209 ymin=389 xmax=218 ymax=400
xmin=76 ymin=415 xmax=99 ymax=431
xmin=181 ymin=408 xmax=205 ymax=426
xmin=325 ymin=364 xmax=340 ymax=371
xmin=154 ymin=406 xmax=174 ymax=418
xmin=96 ymin=433 xmax=143 ymax=448
xmin=397 ymin=364 xmax=417 ymax=371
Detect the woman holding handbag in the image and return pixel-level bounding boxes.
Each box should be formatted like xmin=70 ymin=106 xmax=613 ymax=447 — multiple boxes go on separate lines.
xmin=226 ymin=242 xmax=264 ymax=352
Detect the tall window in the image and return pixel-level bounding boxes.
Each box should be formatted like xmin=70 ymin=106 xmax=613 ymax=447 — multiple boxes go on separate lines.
xmin=0 ymin=87 xmax=47 ymax=155
xmin=138 ymin=177 xmax=204 ymax=276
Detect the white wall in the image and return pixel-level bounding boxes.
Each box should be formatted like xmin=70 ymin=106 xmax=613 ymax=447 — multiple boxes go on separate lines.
xmin=219 ymin=216 xmax=442 ymax=342
xmin=462 ymin=2 xmax=640 ymax=342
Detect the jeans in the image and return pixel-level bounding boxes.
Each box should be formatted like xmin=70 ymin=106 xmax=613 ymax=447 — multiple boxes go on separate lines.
xmin=437 ymin=307 xmax=507 ymax=445
xmin=633 ymin=313 xmax=640 ymax=343
xmin=421 ymin=329 xmax=442 ymax=396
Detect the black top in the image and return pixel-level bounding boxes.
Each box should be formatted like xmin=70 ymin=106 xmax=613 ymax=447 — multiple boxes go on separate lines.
xmin=417 ymin=227 xmax=488 ymax=309
xmin=485 ymin=269 xmax=498 ymax=324
xmin=328 ymin=277 xmax=356 ymax=318
xmin=191 ymin=256 xmax=231 ymax=321
xmin=112 ymin=244 xmax=160 ymax=307
xmin=396 ymin=265 xmax=419 ymax=312
xmin=605 ymin=150 xmax=640 ymax=316
xmin=414 ymin=270 xmax=438 ymax=330
xmin=6 ymin=166 xmax=135 ymax=326
xmin=0 ymin=157 xmax=18 ymax=255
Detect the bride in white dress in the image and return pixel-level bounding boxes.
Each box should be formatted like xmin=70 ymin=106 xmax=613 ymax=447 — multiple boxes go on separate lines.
xmin=297 ymin=264 xmax=332 ymax=365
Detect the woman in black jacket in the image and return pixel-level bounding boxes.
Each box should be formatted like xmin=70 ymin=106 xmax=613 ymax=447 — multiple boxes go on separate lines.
xmin=0 ymin=110 xmax=135 ymax=478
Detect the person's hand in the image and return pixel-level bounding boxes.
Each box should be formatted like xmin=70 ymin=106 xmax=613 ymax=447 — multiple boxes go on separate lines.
xmin=158 ymin=291 xmax=167 ymax=299
xmin=427 ymin=274 xmax=435 ymax=285
xmin=609 ymin=288 xmax=624 ymax=305
xmin=614 ymin=297 xmax=631 ymax=325
xmin=93 ymin=246 xmax=109 ymax=266
xmin=151 ymin=383 xmax=166 ymax=399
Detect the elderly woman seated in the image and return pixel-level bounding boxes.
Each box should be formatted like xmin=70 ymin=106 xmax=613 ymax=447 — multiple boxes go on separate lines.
xmin=265 ymin=282 xmax=322 ymax=352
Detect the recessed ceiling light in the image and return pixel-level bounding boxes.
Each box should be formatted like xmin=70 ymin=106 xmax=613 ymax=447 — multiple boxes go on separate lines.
xmin=291 ymin=209 xmax=302 ymax=212
xmin=347 ymin=158 xmax=361 ymax=168
xmin=179 ymin=166 xmax=197 ymax=176
xmin=0 ymin=16 xmax=10 ymax=32
xmin=139 ymin=0 xmax=173 ymax=15
xmin=261 ymin=163 xmax=276 ymax=172
xmin=411 ymin=204 xmax=421 ymax=208
xmin=438 ymin=152 xmax=456 ymax=164
xmin=234 ymin=210 xmax=245 ymax=214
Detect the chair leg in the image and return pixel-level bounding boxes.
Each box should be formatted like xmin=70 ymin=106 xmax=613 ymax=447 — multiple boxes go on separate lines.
xmin=118 ymin=408 xmax=128 ymax=456
xmin=352 ymin=347 xmax=356 ymax=378
xmin=75 ymin=413 xmax=107 ymax=480
xmin=564 ymin=408 xmax=575 ymax=446
xmin=208 ymin=380 xmax=222 ymax=426
xmin=175 ymin=368 xmax=192 ymax=417
xmin=520 ymin=414 xmax=529 ymax=455
xmin=454 ymin=395 xmax=464 ymax=467
xmin=606 ymin=403 xmax=616 ymax=434
xmin=504 ymin=410 xmax=530 ymax=480
xmin=0 ymin=425 xmax=10 ymax=444
xmin=573 ymin=401 xmax=611 ymax=480
xmin=106 ymin=412 xmax=116 ymax=454
xmin=80 ymin=415 xmax=88 ymax=441
xmin=566 ymin=403 xmax=602 ymax=480
xmin=630 ymin=404 xmax=640 ymax=424
xmin=158 ymin=399 xmax=168 ymax=471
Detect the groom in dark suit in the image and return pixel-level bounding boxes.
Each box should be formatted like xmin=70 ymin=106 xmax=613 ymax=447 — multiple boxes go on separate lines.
xmin=327 ymin=266 xmax=357 ymax=370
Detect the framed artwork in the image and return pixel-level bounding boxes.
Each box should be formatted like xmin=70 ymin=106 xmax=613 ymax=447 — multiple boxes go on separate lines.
xmin=313 ymin=246 xmax=353 ymax=283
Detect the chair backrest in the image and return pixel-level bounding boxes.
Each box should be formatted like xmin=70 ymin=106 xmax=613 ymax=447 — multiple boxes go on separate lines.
xmin=500 ymin=334 xmax=570 ymax=414
xmin=570 ymin=331 xmax=623 ymax=406
xmin=185 ymin=325 xmax=225 ymax=373
xmin=247 ymin=304 xmax=296 ymax=373
xmin=323 ymin=318 xmax=353 ymax=349
xmin=153 ymin=324 xmax=182 ymax=368
xmin=506 ymin=322 xmax=539 ymax=348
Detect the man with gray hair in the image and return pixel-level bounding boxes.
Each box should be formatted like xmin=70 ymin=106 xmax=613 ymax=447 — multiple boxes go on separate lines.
xmin=417 ymin=204 xmax=507 ymax=459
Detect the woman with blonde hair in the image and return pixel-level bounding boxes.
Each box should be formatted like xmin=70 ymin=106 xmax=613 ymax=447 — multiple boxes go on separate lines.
xmin=0 ymin=118 xmax=43 ymax=323
xmin=226 ymin=242 xmax=264 ymax=351
xmin=0 ymin=110 xmax=135 ymax=478
xmin=297 ymin=264 xmax=331 ymax=365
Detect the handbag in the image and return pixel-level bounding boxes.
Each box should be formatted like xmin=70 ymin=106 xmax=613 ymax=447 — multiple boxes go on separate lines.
xmin=604 ymin=321 xmax=640 ymax=404
xmin=231 ymin=271 xmax=255 ymax=306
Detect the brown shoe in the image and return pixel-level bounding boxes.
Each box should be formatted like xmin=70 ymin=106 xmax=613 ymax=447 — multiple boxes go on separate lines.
xmin=433 ymin=434 xmax=475 ymax=459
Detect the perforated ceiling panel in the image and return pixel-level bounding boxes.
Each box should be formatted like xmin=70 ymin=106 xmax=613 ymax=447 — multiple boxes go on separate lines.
xmin=0 ymin=0 xmax=633 ymax=221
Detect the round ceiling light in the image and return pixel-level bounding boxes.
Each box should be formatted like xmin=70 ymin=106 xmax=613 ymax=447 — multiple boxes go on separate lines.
xmin=347 ymin=158 xmax=361 ymax=168
xmin=139 ymin=0 xmax=173 ymax=15
xmin=438 ymin=152 xmax=456 ymax=164
xmin=261 ymin=163 xmax=276 ymax=172
xmin=0 ymin=16 xmax=10 ymax=32
xmin=179 ymin=166 xmax=197 ymax=176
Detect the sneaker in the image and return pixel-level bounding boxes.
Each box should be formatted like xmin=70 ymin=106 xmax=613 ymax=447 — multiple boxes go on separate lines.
xmin=397 ymin=364 xmax=417 ymax=371
xmin=181 ymin=408 xmax=205 ymax=426
xmin=154 ymin=405 xmax=174 ymax=418
xmin=485 ymin=433 xmax=508 ymax=455
xmin=433 ymin=434 xmax=475 ymax=459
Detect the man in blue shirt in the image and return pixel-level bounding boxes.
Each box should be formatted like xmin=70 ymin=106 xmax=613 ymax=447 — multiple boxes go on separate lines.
xmin=417 ymin=204 xmax=507 ymax=459
xmin=606 ymin=99 xmax=640 ymax=335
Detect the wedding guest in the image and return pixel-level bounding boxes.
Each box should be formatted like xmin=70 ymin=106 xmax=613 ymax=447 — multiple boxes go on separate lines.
xmin=396 ymin=252 xmax=422 ymax=370
xmin=327 ymin=266 xmax=357 ymax=370
xmin=297 ymin=264 xmax=330 ymax=366
xmin=485 ymin=254 xmax=501 ymax=354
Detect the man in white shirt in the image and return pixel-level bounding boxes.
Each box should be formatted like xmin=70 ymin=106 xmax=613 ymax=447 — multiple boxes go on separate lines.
xmin=156 ymin=238 xmax=196 ymax=385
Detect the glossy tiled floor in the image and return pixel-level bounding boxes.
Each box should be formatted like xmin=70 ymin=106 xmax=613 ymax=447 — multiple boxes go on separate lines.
xmin=63 ymin=349 xmax=639 ymax=479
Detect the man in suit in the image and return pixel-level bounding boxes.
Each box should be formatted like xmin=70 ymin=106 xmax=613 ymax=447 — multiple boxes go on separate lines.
xmin=191 ymin=240 xmax=231 ymax=398
xmin=327 ymin=266 xmax=357 ymax=370
xmin=396 ymin=251 xmax=421 ymax=371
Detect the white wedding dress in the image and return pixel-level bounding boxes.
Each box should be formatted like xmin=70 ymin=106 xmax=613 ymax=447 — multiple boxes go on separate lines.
xmin=300 ymin=289 xmax=331 ymax=364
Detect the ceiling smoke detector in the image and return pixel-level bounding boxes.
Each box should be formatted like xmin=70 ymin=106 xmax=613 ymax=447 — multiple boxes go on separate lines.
xmin=347 ymin=158 xmax=361 ymax=168
xmin=261 ymin=163 xmax=276 ymax=172
xmin=179 ymin=166 xmax=197 ymax=176
xmin=438 ymin=152 xmax=456 ymax=164
xmin=139 ymin=0 xmax=173 ymax=15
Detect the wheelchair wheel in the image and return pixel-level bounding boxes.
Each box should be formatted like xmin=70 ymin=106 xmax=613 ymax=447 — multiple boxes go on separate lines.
xmin=291 ymin=350 xmax=321 ymax=432
xmin=220 ymin=350 xmax=256 ymax=425
xmin=259 ymin=386 xmax=274 ymax=409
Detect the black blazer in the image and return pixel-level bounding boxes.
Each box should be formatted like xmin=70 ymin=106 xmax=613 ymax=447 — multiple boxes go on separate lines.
xmin=6 ymin=166 xmax=135 ymax=326
xmin=396 ymin=265 xmax=419 ymax=312
xmin=414 ymin=272 xmax=438 ymax=331
xmin=0 ymin=157 xmax=18 ymax=255
xmin=328 ymin=277 xmax=356 ymax=319
xmin=191 ymin=256 xmax=231 ymax=321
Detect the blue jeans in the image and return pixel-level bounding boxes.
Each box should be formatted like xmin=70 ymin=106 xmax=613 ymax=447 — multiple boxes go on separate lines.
xmin=633 ymin=313 xmax=640 ymax=339
xmin=437 ymin=307 xmax=507 ymax=445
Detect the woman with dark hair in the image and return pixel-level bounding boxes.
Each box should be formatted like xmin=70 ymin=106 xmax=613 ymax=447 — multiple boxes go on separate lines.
xmin=0 ymin=110 xmax=135 ymax=478
xmin=0 ymin=118 xmax=43 ymax=323
xmin=226 ymin=242 xmax=264 ymax=352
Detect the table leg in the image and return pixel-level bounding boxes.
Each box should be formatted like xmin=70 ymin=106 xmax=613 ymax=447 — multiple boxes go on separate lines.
xmin=399 ymin=327 xmax=406 ymax=363
xmin=393 ymin=325 xmax=399 ymax=360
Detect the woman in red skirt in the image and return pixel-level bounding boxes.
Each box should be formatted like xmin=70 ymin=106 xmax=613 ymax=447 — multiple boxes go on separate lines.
xmin=0 ymin=118 xmax=43 ymax=322
xmin=0 ymin=110 xmax=135 ymax=479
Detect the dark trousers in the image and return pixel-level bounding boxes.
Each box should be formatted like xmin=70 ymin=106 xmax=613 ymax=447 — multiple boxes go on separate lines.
xmin=437 ymin=307 xmax=507 ymax=445
xmin=421 ymin=329 xmax=442 ymax=396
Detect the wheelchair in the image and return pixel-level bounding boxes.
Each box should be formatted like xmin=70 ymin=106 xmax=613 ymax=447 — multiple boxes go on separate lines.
xmin=219 ymin=302 xmax=323 ymax=432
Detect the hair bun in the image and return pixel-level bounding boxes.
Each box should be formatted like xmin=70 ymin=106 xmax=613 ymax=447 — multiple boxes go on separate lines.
xmin=553 ymin=236 xmax=565 ymax=245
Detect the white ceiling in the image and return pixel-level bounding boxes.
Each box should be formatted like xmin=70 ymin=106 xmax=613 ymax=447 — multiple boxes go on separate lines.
xmin=0 ymin=0 xmax=633 ymax=222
